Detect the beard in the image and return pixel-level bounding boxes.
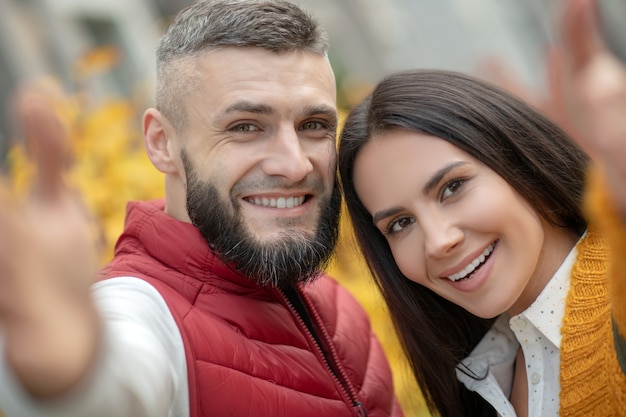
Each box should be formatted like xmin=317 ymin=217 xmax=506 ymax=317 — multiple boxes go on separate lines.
xmin=182 ymin=150 xmax=341 ymax=288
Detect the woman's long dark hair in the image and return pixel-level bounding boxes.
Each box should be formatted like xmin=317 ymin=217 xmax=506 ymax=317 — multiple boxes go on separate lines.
xmin=338 ymin=70 xmax=589 ymax=417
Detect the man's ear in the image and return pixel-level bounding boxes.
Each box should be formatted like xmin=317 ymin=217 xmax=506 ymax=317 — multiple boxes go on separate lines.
xmin=143 ymin=108 xmax=178 ymax=174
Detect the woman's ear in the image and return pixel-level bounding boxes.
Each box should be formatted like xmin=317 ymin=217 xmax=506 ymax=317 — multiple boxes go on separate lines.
xmin=143 ymin=108 xmax=178 ymax=174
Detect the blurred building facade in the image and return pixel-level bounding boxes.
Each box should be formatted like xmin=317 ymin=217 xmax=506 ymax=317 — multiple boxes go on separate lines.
xmin=0 ymin=0 xmax=626 ymax=157
xmin=0 ymin=0 xmax=573 ymax=161
xmin=0 ymin=0 xmax=585 ymax=159
xmin=0 ymin=0 xmax=188 ymax=160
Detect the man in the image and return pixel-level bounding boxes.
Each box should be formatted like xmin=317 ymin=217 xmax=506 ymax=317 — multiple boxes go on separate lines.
xmin=0 ymin=1 xmax=402 ymax=416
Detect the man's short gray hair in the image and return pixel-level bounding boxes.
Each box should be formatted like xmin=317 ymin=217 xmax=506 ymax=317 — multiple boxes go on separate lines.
xmin=155 ymin=0 xmax=330 ymax=130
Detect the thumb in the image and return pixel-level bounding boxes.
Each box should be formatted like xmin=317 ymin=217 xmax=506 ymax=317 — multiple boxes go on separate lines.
xmin=561 ymin=0 xmax=602 ymax=71
xmin=12 ymin=82 xmax=74 ymax=202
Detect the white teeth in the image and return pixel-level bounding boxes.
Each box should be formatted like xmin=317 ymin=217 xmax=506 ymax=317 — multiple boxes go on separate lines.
xmin=447 ymin=243 xmax=495 ymax=282
xmin=247 ymin=196 xmax=305 ymax=209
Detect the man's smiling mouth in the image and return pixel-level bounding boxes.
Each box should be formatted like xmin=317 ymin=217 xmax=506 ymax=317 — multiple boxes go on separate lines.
xmin=244 ymin=195 xmax=307 ymax=209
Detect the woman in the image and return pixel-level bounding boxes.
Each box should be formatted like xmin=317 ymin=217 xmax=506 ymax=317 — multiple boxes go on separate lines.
xmin=337 ymin=5 xmax=626 ymax=414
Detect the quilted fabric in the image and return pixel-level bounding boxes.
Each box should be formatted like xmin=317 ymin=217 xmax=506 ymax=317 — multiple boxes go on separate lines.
xmin=100 ymin=199 xmax=402 ymax=417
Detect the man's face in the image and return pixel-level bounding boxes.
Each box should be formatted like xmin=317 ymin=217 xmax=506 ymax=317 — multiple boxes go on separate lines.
xmin=172 ymin=48 xmax=340 ymax=286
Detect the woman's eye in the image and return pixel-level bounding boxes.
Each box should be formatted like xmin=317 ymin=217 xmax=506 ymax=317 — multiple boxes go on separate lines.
xmin=386 ymin=216 xmax=415 ymax=234
xmin=441 ymin=179 xmax=465 ymax=200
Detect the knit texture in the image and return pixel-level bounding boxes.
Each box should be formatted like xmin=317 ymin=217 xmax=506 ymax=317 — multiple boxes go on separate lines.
xmin=586 ymin=167 xmax=626 ymax=346
xmin=560 ymin=167 xmax=626 ymax=416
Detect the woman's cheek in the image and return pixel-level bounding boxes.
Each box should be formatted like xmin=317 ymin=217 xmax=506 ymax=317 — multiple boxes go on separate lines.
xmin=392 ymin=241 xmax=426 ymax=284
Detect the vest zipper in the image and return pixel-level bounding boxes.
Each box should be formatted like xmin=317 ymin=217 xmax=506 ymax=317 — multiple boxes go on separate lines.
xmin=278 ymin=286 xmax=369 ymax=417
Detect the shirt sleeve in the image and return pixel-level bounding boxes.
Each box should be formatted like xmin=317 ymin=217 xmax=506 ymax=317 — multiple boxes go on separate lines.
xmin=0 ymin=277 xmax=189 ymax=417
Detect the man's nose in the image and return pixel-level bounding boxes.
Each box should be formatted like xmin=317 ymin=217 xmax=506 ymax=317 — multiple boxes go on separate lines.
xmin=261 ymin=128 xmax=314 ymax=181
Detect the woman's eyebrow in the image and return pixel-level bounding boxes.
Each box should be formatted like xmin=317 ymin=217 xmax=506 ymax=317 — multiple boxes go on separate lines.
xmin=371 ymin=162 xmax=469 ymax=225
xmin=372 ymin=206 xmax=403 ymax=225
xmin=422 ymin=161 xmax=468 ymax=195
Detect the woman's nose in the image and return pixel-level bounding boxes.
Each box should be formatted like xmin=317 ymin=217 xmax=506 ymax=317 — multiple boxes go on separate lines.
xmin=422 ymin=214 xmax=464 ymax=259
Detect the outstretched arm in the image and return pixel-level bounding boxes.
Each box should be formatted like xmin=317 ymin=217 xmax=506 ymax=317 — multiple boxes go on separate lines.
xmin=556 ymin=0 xmax=626 ymax=216
xmin=0 ymin=82 xmax=187 ymax=417
xmin=556 ymin=0 xmax=626 ymax=373
xmin=0 ymin=81 xmax=101 ymax=398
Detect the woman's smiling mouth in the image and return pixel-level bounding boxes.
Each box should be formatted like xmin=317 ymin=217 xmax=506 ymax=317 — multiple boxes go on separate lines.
xmin=446 ymin=242 xmax=496 ymax=282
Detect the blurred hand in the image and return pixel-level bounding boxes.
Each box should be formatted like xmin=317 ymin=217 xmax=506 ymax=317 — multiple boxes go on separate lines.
xmin=555 ymin=0 xmax=626 ymax=216
xmin=0 ymin=80 xmax=100 ymax=397
xmin=478 ymin=0 xmax=626 ymax=218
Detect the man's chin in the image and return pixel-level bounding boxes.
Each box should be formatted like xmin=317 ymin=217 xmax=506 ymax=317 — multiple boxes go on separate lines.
xmin=225 ymin=231 xmax=329 ymax=288
xmin=247 ymin=225 xmax=316 ymax=244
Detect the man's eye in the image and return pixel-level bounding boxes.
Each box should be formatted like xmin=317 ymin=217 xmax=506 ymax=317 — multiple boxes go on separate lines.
xmin=300 ymin=121 xmax=327 ymax=130
xmin=231 ymin=123 xmax=258 ymax=132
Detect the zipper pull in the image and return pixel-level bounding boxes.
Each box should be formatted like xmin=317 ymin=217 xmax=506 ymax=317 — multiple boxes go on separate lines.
xmin=353 ymin=402 xmax=369 ymax=417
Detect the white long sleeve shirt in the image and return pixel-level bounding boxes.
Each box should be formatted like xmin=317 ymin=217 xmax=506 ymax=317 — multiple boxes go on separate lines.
xmin=0 ymin=277 xmax=189 ymax=417
xmin=456 ymin=242 xmax=578 ymax=417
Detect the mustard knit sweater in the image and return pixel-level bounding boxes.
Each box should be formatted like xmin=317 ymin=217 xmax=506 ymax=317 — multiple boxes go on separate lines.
xmin=560 ymin=167 xmax=626 ymax=416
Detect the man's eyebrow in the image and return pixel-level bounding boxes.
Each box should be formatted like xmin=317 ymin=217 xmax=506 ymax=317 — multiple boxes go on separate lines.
xmin=223 ymin=101 xmax=274 ymax=115
xmin=302 ymin=104 xmax=338 ymax=123
xmin=422 ymin=161 xmax=468 ymax=195
xmin=221 ymin=102 xmax=337 ymax=125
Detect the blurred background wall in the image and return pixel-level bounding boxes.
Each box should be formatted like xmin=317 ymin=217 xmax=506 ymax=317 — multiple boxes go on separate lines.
xmin=3 ymin=0 xmax=626 ymax=147
xmin=0 ymin=0 xmax=575 ymax=162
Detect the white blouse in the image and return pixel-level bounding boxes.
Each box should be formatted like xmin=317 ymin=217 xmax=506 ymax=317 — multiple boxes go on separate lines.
xmin=456 ymin=244 xmax=578 ymax=416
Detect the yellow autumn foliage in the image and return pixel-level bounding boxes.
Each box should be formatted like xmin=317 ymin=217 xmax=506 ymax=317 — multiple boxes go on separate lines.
xmin=4 ymin=76 xmax=429 ymax=417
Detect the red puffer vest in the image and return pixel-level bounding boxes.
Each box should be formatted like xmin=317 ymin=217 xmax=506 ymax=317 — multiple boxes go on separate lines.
xmin=99 ymin=200 xmax=403 ymax=417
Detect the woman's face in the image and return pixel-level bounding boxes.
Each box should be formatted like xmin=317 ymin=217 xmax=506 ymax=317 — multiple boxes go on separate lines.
xmin=353 ymin=128 xmax=574 ymax=318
